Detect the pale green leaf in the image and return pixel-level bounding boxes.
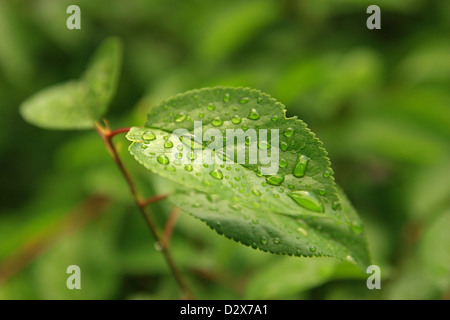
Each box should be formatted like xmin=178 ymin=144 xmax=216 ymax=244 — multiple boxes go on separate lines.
xmin=127 ymin=87 xmax=370 ymax=270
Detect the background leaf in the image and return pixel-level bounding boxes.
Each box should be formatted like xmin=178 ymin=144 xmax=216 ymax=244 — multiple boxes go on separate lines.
xmin=19 ymin=37 xmax=122 ymax=130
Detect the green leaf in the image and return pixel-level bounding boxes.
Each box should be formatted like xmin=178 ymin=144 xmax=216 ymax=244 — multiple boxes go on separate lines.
xmin=127 ymin=87 xmax=370 ymax=271
xmin=20 ymin=37 xmax=122 ymax=130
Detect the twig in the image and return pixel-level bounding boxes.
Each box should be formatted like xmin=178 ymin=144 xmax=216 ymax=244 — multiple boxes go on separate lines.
xmin=163 ymin=207 xmax=181 ymax=249
xmin=95 ymin=121 xmax=193 ymax=299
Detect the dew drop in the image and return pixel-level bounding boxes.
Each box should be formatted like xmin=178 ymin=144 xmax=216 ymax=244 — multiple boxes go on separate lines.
xmin=207 ymin=103 xmax=215 ymax=111
xmin=198 ymin=112 xmax=204 ymax=118
xmin=248 ymin=108 xmax=260 ymax=120
xmin=175 ymin=112 xmax=186 ymax=122
xmin=324 ymin=170 xmax=331 ymax=178
xmin=258 ymin=141 xmax=271 ymax=150
xmin=273 ymin=238 xmax=280 ymax=244
xmin=184 ymin=164 xmax=193 ymax=172
xmin=288 ymin=190 xmax=324 ymax=213
xmin=266 ymin=174 xmax=285 ymax=186
xmin=319 ymin=189 xmax=326 ymax=196
xmin=293 ymin=155 xmax=310 ymax=178
xmin=239 ymin=97 xmax=249 ymax=104
xmin=279 ymin=159 xmax=288 ymax=168
xmin=295 ymin=249 xmax=302 ymax=256
xmin=260 ymin=237 xmax=268 ymax=245
xmin=142 ymin=131 xmax=156 ymax=142
xmin=257 ymin=97 xmax=263 ymax=103
xmin=157 ymin=155 xmax=170 ymax=165
xmin=164 ymin=141 xmax=173 ymax=148
xmin=280 ymin=141 xmax=288 ymax=151
xmin=309 ymin=246 xmax=316 ymax=253
xmin=212 ymin=117 xmax=223 ymax=127
xmin=210 ymin=169 xmax=223 ymax=180
xmin=252 ymin=189 xmax=261 ymax=196
xmin=231 ymin=115 xmax=242 ymax=124
xmin=223 ymin=94 xmax=230 ymax=102
xmin=284 ymin=128 xmax=294 ymax=137
xmin=296 ymin=227 xmax=308 ymax=236
xmin=271 ymin=116 xmax=278 ymax=122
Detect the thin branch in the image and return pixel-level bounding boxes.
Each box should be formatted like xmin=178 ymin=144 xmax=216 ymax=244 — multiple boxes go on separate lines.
xmin=95 ymin=121 xmax=193 ymax=299
xmin=163 ymin=207 xmax=181 ymax=249
xmin=139 ymin=194 xmax=169 ymax=208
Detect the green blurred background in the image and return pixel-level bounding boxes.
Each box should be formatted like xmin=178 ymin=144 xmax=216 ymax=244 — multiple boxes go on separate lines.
xmin=0 ymin=0 xmax=449 ymax=299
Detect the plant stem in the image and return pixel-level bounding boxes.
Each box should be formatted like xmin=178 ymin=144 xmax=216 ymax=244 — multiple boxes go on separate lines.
xmin=95 ymin=122 xmax=193 ymax=299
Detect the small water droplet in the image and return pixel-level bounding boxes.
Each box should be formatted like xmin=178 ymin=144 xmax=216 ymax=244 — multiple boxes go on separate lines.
xmin=260 ymin=237 xmax=268 ymax=245
xmin=332 ymin=201 xmax=340 ymax=210
xmin=165 ymin=166 xmax=176 ymax=172
xmin=279 ymin=159 xmax=288 ymax=168
xmin=184 ymin=164 xmax=193 ymax=172
xmin=266 ymin=175 xmax=284 ymax=186
xmin=324 ymin=170 xmax=332 ymax=178
xmin=351 ymin=223 xmax=363 ymax=235
xmin=157 ymin=155 xmax=170 ymax=165
xmin=273 ymin=238 xmax=280 ymax=244
xmin=258 ymin=141 xmax=271 ymax=150
xmin=175 ymin=113 xmax=186 ymax=122
xmin=231 ymin=115 xmax=242 ymax=124
xmin=164 ymin=141 xmax=173 ymax=148
xmin=210 ymin=169 xmax=223 ymax=180
xmin=295 ymin=249 xmax=302 ymax=256
xmin=345 ymin=255 xmax=356 ymax=264
xmin=239 ymin=97 xmax=249 ymax=104
xmin=288 ymin=190 xmax=324 ymax=213
xmin=252 ymin=189 xmax=261 ymax=196
xmin=257 ymin=97 xmax=263 ymax=103
xmin=248 ymin=108 xmax=260 ymax=120
xmin=223 ymin=94 xmax=230 ymax=102
xmin=296 ymin=227 xmax=308 ymax=236
xmin=207 ymin=103 xmax=215 ymax=111
xmin=293 ymin=155 xmax=310 ymax=178
xmin=319 ymin=189 xmax=326 ymax=195
xmin=199 ymin=112 xmax=205 ymax=118
xmin=271 ymin=116 xmax=278 ymax=122
xmin=284 ymin=128 xmax=294 ymax=137
xmin=141 ymin=144 xmax=148 ymax=150
xmin=242 ymin=124 xmax=248 ymax=131
xmin=309 ymin=246 xmax=316 ymax=253
xmin=211 ymin=117 xmax=223 ymax=127
xmin=280 ymin=141 xmax=288 ymax=151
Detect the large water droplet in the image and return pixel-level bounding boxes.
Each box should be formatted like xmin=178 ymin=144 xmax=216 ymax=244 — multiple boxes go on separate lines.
xmin=293 ymin=155 xmax=310 ymax=178
xmin=175 ymin=113 xmax=186 ymax=122
xmin=288 ymin=191 xmax=324 ymax=213
xmin=212 ymin=117 xmax=223 ymax=127
xmin=266 ymin=175 xmax=284 ymax=186
xmin=157 ymin=155 xmax=170 ymax=165
xmin=248 ymin=108 xmax=260 ymax=120
xmin=142 ymin=131 xmax=156 ymax=142
xmin=210 ymin=169 xmax=223 ymax=180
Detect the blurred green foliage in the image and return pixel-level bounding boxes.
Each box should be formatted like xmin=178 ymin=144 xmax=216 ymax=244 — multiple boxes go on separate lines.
xmin=0 ymin=0 xmax=448 ymax=299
